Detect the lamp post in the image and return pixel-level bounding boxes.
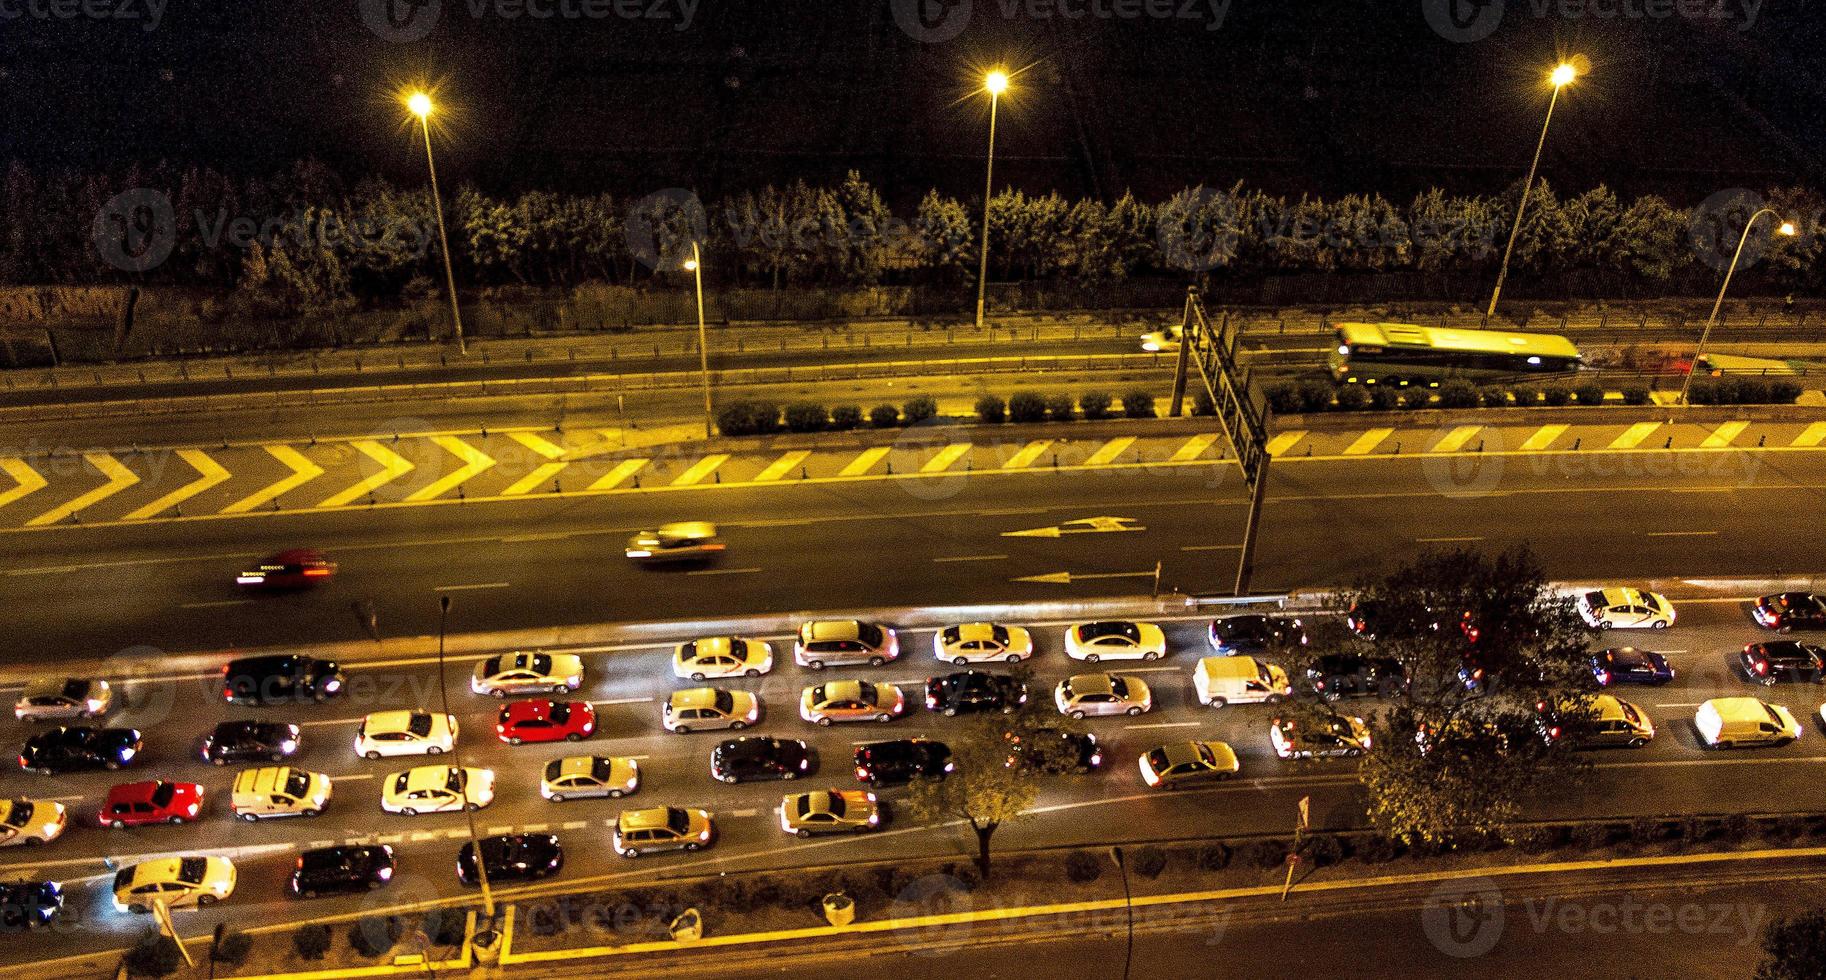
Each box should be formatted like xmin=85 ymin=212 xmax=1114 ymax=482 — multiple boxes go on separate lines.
xmin=974 ymin=69 xmax=1008 ymax=332
xmin=684 ymin=242 xmax=713 ymax=438
xmin=407 ymin=92 xmax=467 ymax=356
xmin=434 ymin=595 xmax=492 ymax=921
xmin=1109 ymin=846 xmax=1133 ymax=980
xmin=1679 ymin=210 xmax=1796 ymax=406
xmin=1485 ymin=62 xmax=1578 ymax=324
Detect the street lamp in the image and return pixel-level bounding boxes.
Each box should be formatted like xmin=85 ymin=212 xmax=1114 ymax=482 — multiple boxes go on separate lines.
xmin=407 ymin=91 xmax=467 ymax=356
xmin=974 ymin=69 xmax=1008 ymax=332
xmin=684 ymin=243 xmax=712 ymax=439
xmin=1109 ymin=846 xmax=1133 ymax=980
xmin=1485 ymin=61 xmax=1578 ymax=323
xmin=434 ymin=595 xmax=492 ymax=921
xmin=1679 ymin=210 xmax=1796 ymax=406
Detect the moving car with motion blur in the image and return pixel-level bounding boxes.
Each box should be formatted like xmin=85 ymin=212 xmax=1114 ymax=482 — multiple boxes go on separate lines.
xmin=780 ymin=789 xmax=881 ymax=837
xmin=470 ymin=652 xmax=585 ymax=698
xmin=1207 ymin=614 xmax=1306 ymax=655
xmin=1269 ymin=715 xmax=1371 ymax=759
xmin=626 ymin=522 xmax=724 ymax=564
xmin=222 ymin=655 xmax=344 ymax=705
xmin=1590 ymin=647 xmax=1675 ymax=687
xmin=201 ymin=721 xmax=300 ymax=766
xmin=1139 ymin=740 xmax=1239 ymax=789
xmin=541 ymin=756 xmax=640 ymax=802
xmin=1577 ymin=588 xmax=1676 ymax=630
xmin=113 ymin=857 xmax=235 ymax=913
xmin=13 ymin=678 xmax=111 ymax=722
xmin=237 ymin=549 xmax=337 ymax=590
xmin=613 ymin=806 xmax=714 ymax=857
xmin=458 ymin=834 xmax=563 ymax=885
xmin=19 ymin=726 xmax=141 ymax=774
xmin=0 ymin=799 xmax=66 ymax=846
xmin=710 ymin=737 xmax=811 ymax=783
xmin=673 ymin=636 xmax=773 ymax=680
xmin=933 ymin=623 xmax=1033 ymax=665
xmin=381 ymin=766 xmax=495 ymax=815
xmin=100 ymin=781 xmax=204 ymax=828
xmin=495 ymin=700 xmax=596 ymax=744
xmin=1065 ymin=621 xmax=1167 ymax=662
xmin=288 ymin=845 xmax=394 ymax=899
xmin=1753 ymin=592 xmax=1826 ymax=632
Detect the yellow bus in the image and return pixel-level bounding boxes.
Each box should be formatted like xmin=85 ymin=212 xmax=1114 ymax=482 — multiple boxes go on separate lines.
xmin=1327 ymin=322 xmax=1582 ymax=385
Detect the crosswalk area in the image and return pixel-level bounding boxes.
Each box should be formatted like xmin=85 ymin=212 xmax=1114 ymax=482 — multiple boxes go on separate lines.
xmin=0 ymin=417 xmax=1822 ymax=531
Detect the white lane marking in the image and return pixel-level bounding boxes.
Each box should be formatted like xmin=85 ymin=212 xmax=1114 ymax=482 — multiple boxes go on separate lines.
xmin=1417 ymin=536 xmax=1484 ymax=543
xmin=179 ymin=599 xmax=255 ymax=609
xmin=411 ymin=832 xmax=439 ymax=842
xmin=330 ymin=773 xmax=375 ymax=782
xmin=1655 ymin=702 xmax=1704 ymax=708
xmin=41 ymin=795 xmax=85 ymax=803
xmin=522 ymin=823 xmax=549 ymax=833
xmin=685 ymin=567 xmax=762 ymax=576
xmin=1114 ymin=666 xmax=1186 ymax=675
xmin=591 ymin=697 xmax=654 ymax=706
xmin=626 ymin=755 xmax=650 ymax=761
xmin=562 ymin=821 xmax=588 ymax=831
xmin=500 ymin=532 xmax=574 ymax=543
xmin=486 ymin=826 xmax=515 ymax=835
xmin=1123 ymin=721 xmax=1204 ymax=730
xmin=433 ymin=582 xmax=511 ymax=592
xmin=933 ymin=555 xmax=1008 ymax=563
xmin=730 ymin=809 xmax=759 ymax=818
xmin=1180 ymin=544 xmax=1241 ymax=551
xmin=1646 ymin=531 xmax=1718 ymax=537
xmin=298 ymin=717 xmax=365 ymax=728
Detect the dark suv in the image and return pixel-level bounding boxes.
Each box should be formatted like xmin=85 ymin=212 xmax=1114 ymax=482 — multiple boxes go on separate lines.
xmin=288 ymin=845 xmax=396 ymax=899
xmin=923 ymin=671 xmax=1027 ymax=716
xmin=1754 ymin=593 xmax=1826 ymax=632
xmin=223 ymin=655 xmax=345 ymax=705
xmin=1305 ymin=654 xmax=1407 ymax=700
xmin=1207 ymin=614 xmax=1306 ymax=654
xmin=0 ymin=881 xmax=62 ymax=930
xmin=19 ymin=727 xmax=142 ymax=773
xmin=853 ymin=739 xmax=953 ymax=787
xmin=1004 ymin=728 xmax=1101 ymax=774
xmin=709 ymin=737 xmax=812 ymax=784
xmin=1739 ymin=641 xmax=1826 ymax=685
xmin=202 ymin=721 xmax=301 ymax=765
xmin=457 ymin=834 xmax=563 ymax=885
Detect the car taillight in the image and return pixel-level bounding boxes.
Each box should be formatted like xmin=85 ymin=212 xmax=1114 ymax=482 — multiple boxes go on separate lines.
xmin=303 ymin=568 xmax=330 ymax=577
xmin=856 ymin=767 xmax=869 ymax=781
xmin=1755 ymin=661 xmax=1768 ymax=675
xmin=1595 ymin=670 xmax=1610 ymax=685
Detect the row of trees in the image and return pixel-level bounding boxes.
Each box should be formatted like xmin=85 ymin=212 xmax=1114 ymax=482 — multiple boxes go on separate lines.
xmin=6 ymin=159 xmax=1824 ymax=317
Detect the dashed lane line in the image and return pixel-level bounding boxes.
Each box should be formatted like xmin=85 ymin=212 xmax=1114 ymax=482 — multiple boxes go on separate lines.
xmin=685 ymin=567 xmax=762 ymax=576
xmin=433 ymin=581 xmax=511 ymax=592
xmin=178 ymin=599 xmax=253 ymax=609
xmin=933 ymin=554 xmax=1008 ymax=563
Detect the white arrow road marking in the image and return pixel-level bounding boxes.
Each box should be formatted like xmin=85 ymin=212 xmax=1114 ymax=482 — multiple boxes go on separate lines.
xmin=123 ymin=449 xmax=231 ymax=520
xmin=1004 ymin=516 xmax=1145 ymax=538
xmin=1013 ymin=569 xmax=1157 ymax=584
xmin=222 ymin=445 xmax=323 ymax=513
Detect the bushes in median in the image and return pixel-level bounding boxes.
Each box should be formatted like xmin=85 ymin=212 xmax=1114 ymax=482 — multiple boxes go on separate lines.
xmin=1122 ymin=389 xmax=1157 ymax=418
xmin=1045 ymin=392 xmax=1077 ymax=422
xmin=783 ymin=402 xmax=829 ymax=433
xmin=1688 ymin=377 xmax=1805 ymax=404
xmin=716 ymin=400 xmax=781 ymax=436
xmin=349 ymin=916 xmax=404 ymax=958
xmin=902 ymin=395 xmax=939 ymax=424
xmin=1008 ymin=390 xmax=1048 ymax=423
xmin=1064 ymin=850 xmax=1103 ymax=884
xmin=125 ymin=930 xmax=185 ymax=978
xmin=1079 ymin=390 xmax=1114 ymax=420
xmin=830 ymin=405 xmax=863 ymax=430
xmin=975 ymin=394 xmax=1006 ymax=423
xmin=868 ymin=404 xmax=899 ymax=428
xmin=294 ymin=924 xmax=333 ymax=960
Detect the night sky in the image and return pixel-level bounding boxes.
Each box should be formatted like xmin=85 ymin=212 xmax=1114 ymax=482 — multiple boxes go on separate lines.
xmin=4 ymin=1 xmax=1822 ymax=208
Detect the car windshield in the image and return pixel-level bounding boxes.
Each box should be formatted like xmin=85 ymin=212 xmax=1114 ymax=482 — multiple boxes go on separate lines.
xmin=729 ymin=639 xmax=749 ymax=657
xmin=1195 ymin=744 xmax=1216 ymax=765
xmin=713 ymin=690 xmax=734 ymax=714
xmin=1583 ymin=591 xmax=1608 ymax=608
xmin=151 ymin=783 xmax=176 ymax=807
xmin=823 ymin=793 xmax=846 ymax=818
xmin=940 ymin=627 xmax=961 ymax=645
xmin=1084 ymin=622 xmax=1140 ymax=642
xmin=527 ymin=654 xmax=552 ymax=674
xmin=480 ymin=657 xmax=503 ymax=676
xmin=1145 ymin=748 xmax=1170 ymax=771
xmin=857 ymin=682 xmax=878 ymax=702
xmin=1256 ymin=663 xmax=1274 ymax=684
xmin=857 ymin=623 xmax=885 ymax=646
xmin=1763 ymin=705 xmax=1786 ymax=727
xmin=392 ymin=773 xmax=410 ymax=793
xmin=176 ymin=857 xmax=207 ymax=884
xmin=2 ymin=803 xmax=30 ymax=827
xmin=665 ymin=808 xmax=690 ymax=835
xmin=113 ymin=868 xmax=133 ymax=892
xmin=1109 ymin=677 xmax=1129 ymax=698
xmin=990 ymin=625 xmax=1010 ymax=645
xmin=284 ymin=773 xmax=311 ymax=797
xmin=445 ymin=770 xmax=467 ymax=792
xmin=60 ymin=679 xmax=87 ymax=700
xmin=544 ymin=759 xmax=565 ymax=780
xmin=678 ymin=640 xmax=698 ymax=658
xmin=408 ymin=714 xmax=433 ymax=737
xmin=591 ymin=758 xmax=614 ymax=780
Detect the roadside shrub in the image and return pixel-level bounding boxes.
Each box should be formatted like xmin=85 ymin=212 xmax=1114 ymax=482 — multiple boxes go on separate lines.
xmin=1686 ymin=381 xmax=1719 ymax=405
xmin=1400 ymin=387 xmax=1432 ymax=409
xmin=1769 ymin=379 xmax=1803 ymax=404
xmin=350 ymin=916 xmax=403 ymax=958
xmin=1299 ymin=834 xmax=1344 ymax=867
xmin=423 ymin=907 xmax=469 ymax=947
xmin=829 ymin=405 xmax=863 ymax=430
xmin=1064 ymin=850 xmax=1103 ymax=884
xmin=1045 ymin=392 xmax=1077 ymax=422
xmin=1514 ymin=825 xmax=1564 ymax=854
xmin=1436 ymin=379 xmax=1479 ymax=409
xmin=902 ymin=395 xmax=939 ymax=424
xmin=1265 ymin=382 xmax=1303 ymax=415
xmin=1240 ymin=839 xmax=1287 ymax=871
xmin=1509 ymin=386 xmax=1538 ymax=408
xmin=939 ymin=861 xmax=983 ymax=891
xmin=1620 ymin=385 xmax=1651 ymax=406
xmin=1368 ymin=385 xmax=1402 ymax=411
xmin=751 ymin=400 xmax=782 ymax=434
xmin=1008 ymin=390 xmax=1048 ymax=423
xmin=294 ymin=924 xmax=333 ymax=961
xmin=1192 ymin=389 xmax=1217 ymax=416
xmin=1333 ymin=385 xmax=1370 ymax=411
xmin=1737 ymin=378 xmax=1772 ymax=404
xmin=974 ymin=394 xmax=1006 ymax=424
xmin=1478 ymin=387 xmax=1509 ymax=409
xmin=212 ymin=929 xmax=253 ymax=966
xmin=1629 ymin=817 xmax=1675 ymax=846
xmin=1719 ymin=813 xmax=1752 ymax=841
xmin=1354 ymin=835 xmax=1400 ymax=863
xmin=125 ymin=930 xmax=185 ymax=978
xmin=1079 ymin=391 xmax=1114 ymax=420
xmin=783 ymin=402 xmax=828 ymax=433
xmin=524 ymin=901 xmax=567 ymax=936
xmin=1572 ymin=383 xmax=1606 ymax=406
xmin=1130 ymin=846 xmax=1167 ymax=880
xmin=1122 ymin=389 xmax=1157 ymax=418
xmin=714 ymin=401 xmax=763 ymax=436
xmin=1569 ymin=822 xmax=1616 ymax=851
xmin=868 ymin=404 xmax=899 ymax=428
xmin=1196 ymin=843 xmax=1231 ymax=871
xmin=1540 ymin=387 xmax=1572 ymax=407
xmin=1714 ymin=377 xmax=1749 ymax=405
xmin=1761 ymin=815 xmax=1808 ymax=843
xmin=1297 ymin=381 xmax=1335 ymax=412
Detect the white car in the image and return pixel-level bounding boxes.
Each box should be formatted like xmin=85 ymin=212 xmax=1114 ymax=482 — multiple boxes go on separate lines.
xmin=380 ymin=766 xmax=495 ymax=815
xmin=1054 ymin=673 xmax=1152 ymax=719
xmin=934 ymin=623 xmax=1033 ymax=665
xmin=0 ymin=798 xmax=66 ymax=846
xmin=673 ymin=637 xmax=774 ymax=680
xmin=14 ymin=678 xmax=111 ymax=721
xmin=1577 ymin=588 xmax=1675 ymax=630
xmin=1065 ymin=621 xmax=1167 ymax=662
xmin=354 ymin=711 xmax=457 ymax=760
xmin=112 ymin=856 xmax=236 ymax=913
xmin=470 ymin=652 xmax=585 ymax=698
xmin=1140 ymin=326 xmax=1183 ymax=352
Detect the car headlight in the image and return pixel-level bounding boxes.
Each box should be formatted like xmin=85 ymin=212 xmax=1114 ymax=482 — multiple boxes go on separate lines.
xmin=323 ymin=679 xmax=342 ymax=693
xmin=377 ymin=865 xmax=392 ymax=880
xmin=118 ymin=747 xmax=136 ymax=761
xmin=943 ymin=762 xmax=955 ymax=772
xmin=280 ymin=740 xmax=298 ymax=754
xmin=799 ymin=758 xmax=809 ymax=769
xmin=566 ymin=675 xmax=582 ymax=687
xmin=236 ymin=574 xmax=264 ymax=584
xmin=867 ymin=813 xmax=879 ymax=825
xmin=698 ymin=829 xmax=712 ymax=841
xmin=626 ymin=550 xmax=652 ymax=558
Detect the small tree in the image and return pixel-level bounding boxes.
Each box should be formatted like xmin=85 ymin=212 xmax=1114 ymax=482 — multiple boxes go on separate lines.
xmin=830 ymin=405 xmax=863 ymax=430
xmin=1121 ymin=389 xmax=1156 ymax=418
xmin=903 ymin=395 xmax=939 ymax=424
xmin=124 ymin=930 xmax=184 ymax=978
xmin=1008 ymin=390 xmax=1047 ymax=423
xmin=1078 ymin=391 xmax=1114 ymax=420
xmin=294 ymin=923 xmax=332 ymax=960
xmin=1756 ymin=911 xmax=1826 ymax=980
xmin=975 ymin=394 xmax=1007 ymax=423
xmin=904 ymin=706 xmax=1044 ymax=879
xmin=1044 ymin=393 xmax=1076 ymax=421
xmin=868 ymin=404 xmax=899 ymax=428
xmin=783 ymin=402 xmax=829 ymax=433
xmin=212 ymin=928 xmax=253 ymax=966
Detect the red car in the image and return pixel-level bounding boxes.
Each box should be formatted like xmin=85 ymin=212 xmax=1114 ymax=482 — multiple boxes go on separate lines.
xmin=237 ymin=549 xmax=337 ymax=590
xmin=495 ymin=700 xmax=595 ymax=745
xmin=100 ymin=781 xmax=204 ymax=829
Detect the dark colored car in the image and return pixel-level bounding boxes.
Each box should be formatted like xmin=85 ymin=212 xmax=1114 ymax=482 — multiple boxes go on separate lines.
xmin=1754 ymin=593 xmax=1826 ymax=633
xmin=1739 ymin=641 xmax=1826 ymax=685
xmin=710 ymin=737 xmax=811 ymax=784
xmin=19 ymin=726 xmax=142 ymax=774
xmin=923 ymin=671 xmax=1027 ymax=717
xmin=1305 ymin=654 xmax=1407 ymax=700
xmin=201 ymin=721 xmax=301 ymax=766
xmin=853 ymin=738 xmax=953 ymax=787
xmin=237 ymin=549 xmax=337 ymax=590
xmin=1004 ymin=728 xmax=1101 ymax=774
xmin=1590 ymin=647 xmax=1674 ymax=687
xmin=1207 ymin=614 xmax=1307 ymax=654
xmin=222 ymin=655 xmax=345 ymax=705
xmin=289 ymin=845 xmax=395 ymax=899
xmin=0 ymin=881 xmax=62 ymax=931
xmin=457 ymin=834 xmax=563 ymax=886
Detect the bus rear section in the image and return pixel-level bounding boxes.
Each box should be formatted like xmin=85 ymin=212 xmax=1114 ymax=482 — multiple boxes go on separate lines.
xmin=1328 ymin=322 xmax=1582 ymax=386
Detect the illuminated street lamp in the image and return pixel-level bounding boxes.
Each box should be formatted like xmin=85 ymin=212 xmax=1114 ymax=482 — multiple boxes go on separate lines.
xmin=684 ymin=243 xmax=712 ymax=439
xmin=1485 ymin=61 xmax=1579 ymax=323
xmin=974 ymin=69 xmax=1008 ymax=332
xmin=407 ymin=91 xmax=467 ymax=356
xmin=1679 ymin=211 xmax=1796 ymax=406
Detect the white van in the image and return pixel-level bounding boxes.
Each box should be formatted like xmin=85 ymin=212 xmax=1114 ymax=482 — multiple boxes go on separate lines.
xmin=1693 ymin=698 xmax=1800 ymax=749
xmin=230 ymin=766 xmax=331 ymax=821
xmin=1193 ymin=656 xmax=1291 ymax=707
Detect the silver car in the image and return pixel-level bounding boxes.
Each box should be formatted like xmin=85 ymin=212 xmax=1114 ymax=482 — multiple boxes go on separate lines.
xmin=1054 ymin=673 xmax=1152 ymax=719
xmin=14 ymin=679 xmax=112 ymax=722
xmin=795 ymin=620 xmax=898 ymax=669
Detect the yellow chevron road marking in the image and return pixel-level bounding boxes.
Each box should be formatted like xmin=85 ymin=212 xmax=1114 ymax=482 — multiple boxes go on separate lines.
xmin=122 ymin=449 xmax=231 ymax=521
xmin=1170 ymin=434 xmax=1218 ymax=462
xmin=501 ymin=432 xmax=570 ymax=496
xmin=0 ymin=458 xmax=47 ymax=511
xmin=671 ymin=454 xmax=729 ymax=487
xmin=589 ymin=458 xmax=648 ymax=491
xmin=1084 ymin=437 xmax=1137 ymax=466
xmin=1003 ymin=440 xmax=1055 ymax=470
xmin=1341 ymin=428 xmax=1393 ymax=455
xmin=27 ymin=453 xmax=138 ymax=526
xmin=839 ymin=446 xmax=891 ymax=477
xmin=1700 ymin=421 xmax=1749 ymax=449
xmin=1264 ymin=431 xmax=1306 ymax=456
xmin=1520 ymin=424 xmax=1569 ymax=451
xmin=921 ymin=443 xmax=973 ymax=473
xmin=1795 ymin=422 xmax=1826 ymax=448
xmin=1609 ymin=422 xmax=1661 ymax=450
xmin=223 ymin=445 xmax=324 ymax=514
xmin=406 ymin=436 xmax=496 ymax=501
xmin=507 ymin=431 xmax=567 ymax=460
xmin=1429 ymin=426 xmax=1482 ymax=453
xmin=754 ymin=450 xmax=811 ymax=483
xmin=318 ymin=441 xmax=415 ymax=507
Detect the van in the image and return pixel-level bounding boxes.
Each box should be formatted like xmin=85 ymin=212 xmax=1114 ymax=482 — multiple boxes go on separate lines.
xmin=230 ymin=767 xmax=331 ymax=822
xmin=613 ymin=806 xmax=714 ymax=857
xmin=1694 ymin=698 xmax=1800 ymax=749
xmin=1193 ymin=656 xmax=1290 ymax=707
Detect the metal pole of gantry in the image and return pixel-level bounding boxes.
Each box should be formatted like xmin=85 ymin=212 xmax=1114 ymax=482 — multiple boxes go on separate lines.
xmin=1234 ymin=456 xmax=1269 ymax=596
xmin=1170 ymin=287 xmax=1195 ymax=416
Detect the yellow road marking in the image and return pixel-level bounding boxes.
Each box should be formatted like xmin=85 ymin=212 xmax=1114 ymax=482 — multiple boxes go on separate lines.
xmin=0 ymin=458 xmax=47 ymax=510
xmin=1700 ymin=421 xmax=1749 ymax=449
xmin=406 ymin=436 xmax=496 ymax=501
xmin=1264 ymin=431 xmax=1305 ymax=456
xmin=507 ymin=431 xmax=566 ymax=460
xmin=122 ymin=449 xmax=230 ymax=521
xmin=1793 ymin=422 xmax=1826 ymax=448
xmin=222 ymin=445 xmax=323 ymax=514
xmin=501 ymin=432 xmax=570 ymax=496
xmin=920 ymin=443 xmax=972 ymax=473
xmin=1341 ymin=428 xmax=1393 ymax=456
xmin=753 ymin=450 xmax=810 ymax=483
xmin=1430 ymin=425 xmax=1482 ymax=453
xmin=671 ymin=454 xmax=729 ymax=487
xmin=318 ymin=441 xmax=414 ymax=507
xmin=1003 ymin=439 xmax=1055 ymax=469
xmin=839 ymin=446 xmax=891 ymax=477
xmin=588 ymin=458 xmax=648 ymax=491
xmin=1084 ymin=437 xmax=1137 ymax=466
xmin=1520 ymin=424 xmax=1569 ymax=451
xmin=1170 ymin=434 xmax=1218 ymax=462
xmin=27 ymin=453 xmax=139 ymax=526
xmin=1609 ymin=422 xmax=1662 ymax=450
